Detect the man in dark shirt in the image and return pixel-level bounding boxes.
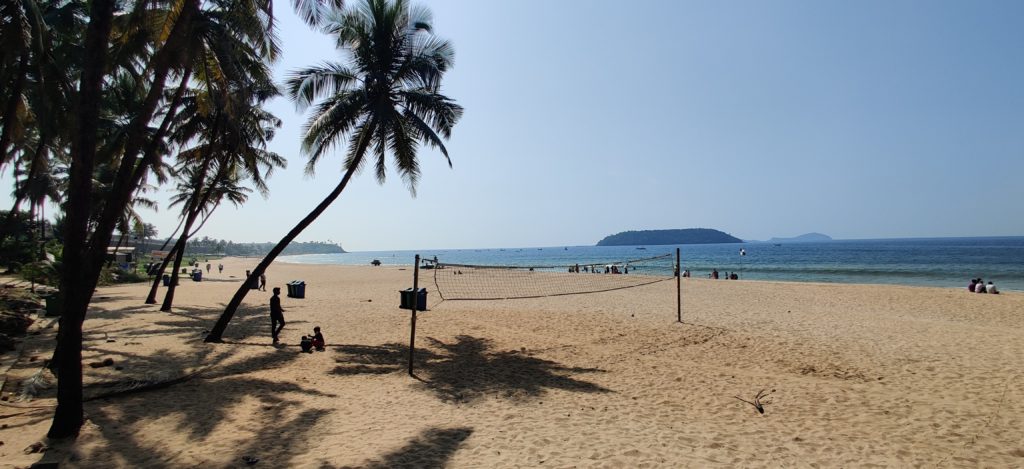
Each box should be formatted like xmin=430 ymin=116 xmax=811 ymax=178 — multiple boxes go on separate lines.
xmin=270 ymin=287 xmax=285 ymax=344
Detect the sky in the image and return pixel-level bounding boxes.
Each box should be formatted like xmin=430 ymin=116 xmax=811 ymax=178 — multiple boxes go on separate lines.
xmin=4 ymin=0 xmax=1024 ymax=251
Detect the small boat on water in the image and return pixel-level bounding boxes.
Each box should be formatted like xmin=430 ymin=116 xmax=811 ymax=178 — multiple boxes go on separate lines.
xmin=636 ymin=247 xmax=647 ymax=250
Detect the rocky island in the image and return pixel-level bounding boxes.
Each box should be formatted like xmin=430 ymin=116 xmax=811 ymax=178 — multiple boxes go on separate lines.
xmin=596 ymin=228 xmax=743 ymax=246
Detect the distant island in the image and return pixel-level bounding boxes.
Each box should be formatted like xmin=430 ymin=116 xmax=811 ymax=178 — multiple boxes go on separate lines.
xmin=597 ymin=228 xmax=743 ymax=246
xmin=765 ymin=233 xmax=833 ymax=243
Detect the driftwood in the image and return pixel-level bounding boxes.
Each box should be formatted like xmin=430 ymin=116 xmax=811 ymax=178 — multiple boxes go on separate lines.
xmin=84 ymin=369 xmax=206 ymax=401
xmin=734 ymin=388 xmax=774 ymax=414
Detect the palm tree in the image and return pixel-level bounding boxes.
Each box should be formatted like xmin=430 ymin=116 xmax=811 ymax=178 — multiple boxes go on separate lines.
xmin=155 ymin=163 xmax=254 ymax=309
xmin=48 ymin=0 xmax=282 ymax=437
xmin=150 ymin=82 xmax=284 ymax=310
xmin=206 ymin=0 xmax=462 ymax=342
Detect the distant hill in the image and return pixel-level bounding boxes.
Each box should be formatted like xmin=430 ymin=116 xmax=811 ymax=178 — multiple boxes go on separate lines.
xmin=597 ymin=229 xmax=743 ymax=246
xmin=175 ymin=237 xmax=347 ymax=256
xmin=766 ymin=232 xmax=832 ymax=243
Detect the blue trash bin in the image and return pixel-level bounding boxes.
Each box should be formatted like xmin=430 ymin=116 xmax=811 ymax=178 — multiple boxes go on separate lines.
xmin=192 ymin=270 xmax=202 ymax=282
xmin=287 ymin=280 xmax=305 ymax=298
xmin=399 ymin=288 xmax=427 ymax=310
xmin=162 ymin=274 xmax=170 ymax=286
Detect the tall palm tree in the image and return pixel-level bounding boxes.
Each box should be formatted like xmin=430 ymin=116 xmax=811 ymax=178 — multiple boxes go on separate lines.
xmin=148 ymin=82 xmax=284 ymax=309
xmin=206 ymin=0 xmax=462 ymax=342
xmin=48 ymin=0 xmax=283 ymax=437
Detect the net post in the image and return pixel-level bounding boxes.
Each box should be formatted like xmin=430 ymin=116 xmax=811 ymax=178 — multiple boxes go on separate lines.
xmin=676 ymin=248 xmax=682 ymax=323
xmin=409 ymin=254 xmax=420 ymax=376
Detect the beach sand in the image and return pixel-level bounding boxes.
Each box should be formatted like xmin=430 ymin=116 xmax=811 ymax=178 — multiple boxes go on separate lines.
xmin=2 ymin=257 xmax=1023 ymax=467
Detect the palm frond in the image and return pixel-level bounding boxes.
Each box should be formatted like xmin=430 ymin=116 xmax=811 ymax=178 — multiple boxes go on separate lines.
xmin=285 ymin=62 xmax=358 ymax=111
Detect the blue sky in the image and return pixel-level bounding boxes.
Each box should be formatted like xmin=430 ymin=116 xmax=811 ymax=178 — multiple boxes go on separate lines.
xmin=4 ymin=0 xmax=1023 ymax=250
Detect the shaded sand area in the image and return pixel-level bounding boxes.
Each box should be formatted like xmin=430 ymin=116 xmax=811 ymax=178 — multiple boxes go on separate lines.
xmin=2 ymin=257 xmax=1023 ymax=467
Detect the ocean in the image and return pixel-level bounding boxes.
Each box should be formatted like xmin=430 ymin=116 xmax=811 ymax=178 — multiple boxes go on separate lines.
xmin=280 ymin=237 xmax=1024 ymax=292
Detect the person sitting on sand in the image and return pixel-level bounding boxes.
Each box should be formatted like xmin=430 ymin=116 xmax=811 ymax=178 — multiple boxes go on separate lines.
xmin=986 ymin=281 xmax=999 ymax=294
xmin=300 ymin=335 xmax=313 ymax=353
xmin=968 ymin=278 xmax=978 ymax=292
xmin=311 ymin=326 xmax=325 ymax=351
xmin=976 ymin=279 xmax=987 ymax=293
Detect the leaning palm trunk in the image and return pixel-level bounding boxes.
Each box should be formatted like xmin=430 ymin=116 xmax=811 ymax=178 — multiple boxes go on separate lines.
xmin=160 ymin=238 xmax=190 ymax=310
xmin=144 ymin=239 xmax=183 ymax=303
xmin=205 ymin=165 xmax=357 ymax=342
xmin=206 ymin=0 xmax=462 ymax=342
xmin=160 ymin=163 xmax=230 ymax=311
xmin=146 ymin=178 xmax=210 ymax=304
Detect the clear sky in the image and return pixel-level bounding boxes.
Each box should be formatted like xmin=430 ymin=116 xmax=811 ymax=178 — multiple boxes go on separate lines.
xmin=4 ymin=0 xmax=1023 ymax=250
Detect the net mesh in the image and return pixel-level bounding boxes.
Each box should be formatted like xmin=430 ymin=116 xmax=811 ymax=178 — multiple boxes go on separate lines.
xmin=432 ymin=254 xmax=676 ymax=300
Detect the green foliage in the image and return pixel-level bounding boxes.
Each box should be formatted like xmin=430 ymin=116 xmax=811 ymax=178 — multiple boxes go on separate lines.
xmin=21 ymin=259 xmax=61 ymax=286
xmin=94 ymin=265 xmax=147 ymax=286
xmin=17 ymin=238 xmax=65 ymax=286
xmin=0 ymin=210 xmax=48 ymax=271
xmin=182 ymin=236 xmax=346 ymax=256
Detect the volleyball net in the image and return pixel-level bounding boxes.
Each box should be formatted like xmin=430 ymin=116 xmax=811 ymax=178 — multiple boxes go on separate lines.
xmin=431 ymin=253 xmax=677 ymax=300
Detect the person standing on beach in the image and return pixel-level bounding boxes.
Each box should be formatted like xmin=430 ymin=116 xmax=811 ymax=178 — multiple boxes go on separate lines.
xmin=270 ymin=287 xmax=285 ymax=344
xmin=259 ymin=273 xmax=267 ymax=291
xmin=218 ymin=263 xmax=223 ymax=274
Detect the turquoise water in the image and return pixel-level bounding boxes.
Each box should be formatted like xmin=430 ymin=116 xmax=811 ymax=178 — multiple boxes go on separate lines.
xmin=281 ymin=237 xmax=1024 ymax=291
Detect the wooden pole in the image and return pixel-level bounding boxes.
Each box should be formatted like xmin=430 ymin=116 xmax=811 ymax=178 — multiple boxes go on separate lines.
xmin=676 ymin=248 xmax=682 ymax=323
xmin=408 ymin=254 xmax=420 ymax=376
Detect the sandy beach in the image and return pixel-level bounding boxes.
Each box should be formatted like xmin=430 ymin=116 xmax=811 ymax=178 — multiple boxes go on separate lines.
xmin=2 ymin=257 xmax=1022 ymax=467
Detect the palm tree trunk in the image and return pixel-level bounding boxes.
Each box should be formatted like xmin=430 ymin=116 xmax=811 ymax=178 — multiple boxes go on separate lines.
xmin=160 ymin=164 xmax=229 ymax=311
xmin=82 ymin=0 xmax=200 ymax=309
xmin=205 ymin=165 xmax=359 ymax=342
xmin=160 ymin=218 xmax=186 ymax=250
xmin=161 ymin=238 xmax=190 ymax=311
xmin=48 ymin=0 xmax=116 ymax=440
xmin=144 ymin=240 xmax=182 ymax=304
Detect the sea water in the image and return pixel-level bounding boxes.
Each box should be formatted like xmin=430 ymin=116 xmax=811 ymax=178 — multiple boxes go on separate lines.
xmin=280 ymin=237 xmax=1024 ymax=292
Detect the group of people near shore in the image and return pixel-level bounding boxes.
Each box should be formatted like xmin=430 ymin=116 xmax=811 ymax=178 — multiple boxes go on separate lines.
xmin=968 ymin=278 xmax=999 ymax=294
xmin=568 ymin=264 xmax=630 ymax=274
xmin=710 ymin=269 xmax=739 ymax=280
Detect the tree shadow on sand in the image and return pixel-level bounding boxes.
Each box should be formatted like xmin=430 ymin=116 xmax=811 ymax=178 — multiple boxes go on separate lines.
xmin=333 ymin=335 xmax=610 ymax=403
xmin=324 ymin=427 xmax=473 ymax=469
xmin=84 ymin=345 xmax=336 ymax=467
xmin=87 ymin=303 xmax=304 ymax=344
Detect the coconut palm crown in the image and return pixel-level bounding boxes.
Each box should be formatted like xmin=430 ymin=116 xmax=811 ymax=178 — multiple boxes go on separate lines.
xmin=286 ymin=0 xmax=462 ymax=194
